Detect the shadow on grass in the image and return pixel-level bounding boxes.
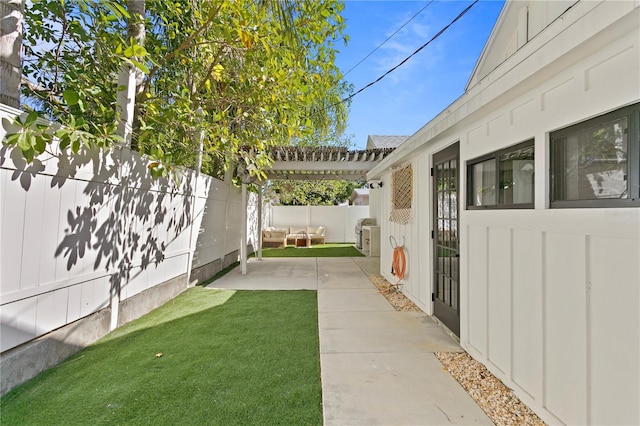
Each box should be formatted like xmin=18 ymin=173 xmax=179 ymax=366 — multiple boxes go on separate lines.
xmin=0 ymin=288 xmax=321 ymax=425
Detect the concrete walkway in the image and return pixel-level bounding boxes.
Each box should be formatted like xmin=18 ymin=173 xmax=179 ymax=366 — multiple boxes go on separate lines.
xmin=207 ymin=257 xmax=491 ymax=425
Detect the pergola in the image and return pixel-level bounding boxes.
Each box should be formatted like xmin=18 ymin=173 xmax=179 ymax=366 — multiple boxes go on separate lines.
xmin=264 ymin=146 xmax=395 ymax=181
xmin=239 ymin=146 xmax=396 ymax=273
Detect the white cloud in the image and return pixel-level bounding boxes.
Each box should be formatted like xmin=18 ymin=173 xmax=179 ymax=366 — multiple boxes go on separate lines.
xmin=371 ymin=10 xmax=448 ymax=85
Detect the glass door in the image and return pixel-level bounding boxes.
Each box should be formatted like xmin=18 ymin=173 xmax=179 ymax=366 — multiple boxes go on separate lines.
xmin=433 ymin=143 xmax=460 ymax=337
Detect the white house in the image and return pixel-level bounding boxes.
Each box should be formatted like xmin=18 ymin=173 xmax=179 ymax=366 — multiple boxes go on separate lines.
xmin=366 ymin=135 xmax=410 ymax=150
xmin=367 ymin=1 xmax=639 ymax=425
xmin=349 ymin=188 xmax=369 ymax=205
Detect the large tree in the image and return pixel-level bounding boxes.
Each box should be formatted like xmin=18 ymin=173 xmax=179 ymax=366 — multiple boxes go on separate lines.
xmin=4 ymin=0 xmax=350 ymax=179
xmin=266 ymin=179 xmax=360 ymax=206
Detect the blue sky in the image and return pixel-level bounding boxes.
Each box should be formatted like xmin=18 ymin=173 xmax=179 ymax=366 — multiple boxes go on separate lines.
xmin=335 ymin=0 xmax=506 ymax=150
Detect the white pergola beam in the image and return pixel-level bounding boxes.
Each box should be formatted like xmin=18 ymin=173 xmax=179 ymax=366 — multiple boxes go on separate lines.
xmin=264 ymin=172 xmax=366 ymax=181
xmin=268 ymin=161 xmax=379 ymax=172
xmin=259 ymin=147 xmax=395 ymax=181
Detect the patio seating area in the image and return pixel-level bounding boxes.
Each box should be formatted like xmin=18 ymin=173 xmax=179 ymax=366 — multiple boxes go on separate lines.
xmin=261 ymin=225 xmax=326 ymax=248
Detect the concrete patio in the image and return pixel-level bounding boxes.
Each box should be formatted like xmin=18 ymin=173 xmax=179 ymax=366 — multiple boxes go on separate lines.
xmin=207 ymin=256 xmax=492 ymax=425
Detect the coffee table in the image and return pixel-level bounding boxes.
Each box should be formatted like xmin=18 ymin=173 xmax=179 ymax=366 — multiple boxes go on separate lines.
xmin=295 ymin=234 xmax=311 ymax=248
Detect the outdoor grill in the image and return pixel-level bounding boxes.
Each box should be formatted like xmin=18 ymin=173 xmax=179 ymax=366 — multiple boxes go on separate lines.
xmin=355 ymin=218 xmax=376 ymax=249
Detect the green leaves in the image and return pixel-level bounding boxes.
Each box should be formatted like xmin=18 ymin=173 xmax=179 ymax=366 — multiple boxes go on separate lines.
xmin=24 ymin=111 xmax=39 ymax=127
xmin=12 ymin=0 xmax=350 ymax=180
xmin=12 ymin=0 xmax=128 ymax=163
xmin=2 ymin=113 xmax=51 ymax=162
xmin=266 ymin=180 xmax=359 ymax=206
xmin=63 ymin=89 xmax=80 ymax=106
xmin=104 ymin=1 xmax=130 ymax=20
xmin=123 ymin=44 xmax=146 ymax=59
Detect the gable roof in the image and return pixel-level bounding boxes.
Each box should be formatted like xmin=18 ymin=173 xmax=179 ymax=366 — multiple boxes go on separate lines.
xmin=467 ymin=0 xmax=578 ymax=90
xmin=349 ymin=188 xmax=369 ymax=204
xmin=366 ymin=135 xmax=410 ymax=150
xmin=368 ymin=0 xmax=621 ymax=180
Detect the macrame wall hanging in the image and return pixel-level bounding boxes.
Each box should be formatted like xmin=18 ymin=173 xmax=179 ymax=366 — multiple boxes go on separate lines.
xmin=390 ymin=162 xmax=413 ymax=224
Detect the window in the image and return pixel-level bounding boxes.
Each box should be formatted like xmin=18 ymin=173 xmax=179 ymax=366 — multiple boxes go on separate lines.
xmin=467 ymin=140 xmax=535 ymax=209
xmin=550 ymin=103 xmax=640 ymax=207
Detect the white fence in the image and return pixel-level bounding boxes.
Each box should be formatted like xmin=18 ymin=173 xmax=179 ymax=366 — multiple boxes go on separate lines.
xmin=0 ymin=104 xmax=257 ymax=393
xmin=268 ymin=204 xmax=370 ymax=243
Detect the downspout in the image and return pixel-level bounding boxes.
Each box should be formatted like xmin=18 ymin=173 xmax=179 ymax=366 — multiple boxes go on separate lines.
xmin=222 ymin=166 xmax=233 ymax=270
xmin=257 ymin=184 xmax=263 ymax=260
xmin=240 ymin=183 xmax=247 ymax=274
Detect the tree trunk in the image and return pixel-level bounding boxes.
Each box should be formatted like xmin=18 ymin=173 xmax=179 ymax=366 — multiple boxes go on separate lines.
xmin=116 ymin=0 xmax=145 ymax=147
xmin=112 ymin=2 xmax=147 ymax=330
xmin=128 ymin=0 xmax=145 ymax=150
xmin=0 ymin=0 xmax=23 ymax=108
xmin=127 ymin=0 xmax=146 ymax=89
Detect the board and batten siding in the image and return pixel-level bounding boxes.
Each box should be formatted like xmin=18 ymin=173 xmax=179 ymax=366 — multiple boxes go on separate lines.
xmin=377 ymin=157 xmax=434 ymax=314
xmin=462 ymin=211 xmax=639 ymax=425
xmin=370 ymin=2 xmax=640 ymax=424
xmin=458 ymin=8 xmax=640 ymax=422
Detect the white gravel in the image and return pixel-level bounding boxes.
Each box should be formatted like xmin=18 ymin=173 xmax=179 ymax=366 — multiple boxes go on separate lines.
xmin=435 ymin=352 xmax=546 ymax=426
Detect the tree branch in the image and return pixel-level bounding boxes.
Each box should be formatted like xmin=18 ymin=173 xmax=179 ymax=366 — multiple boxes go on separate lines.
xmin=142 ymin=2 xmax=223 ymax=95
xmin=21 ymin=77 xmax=65 ymax=109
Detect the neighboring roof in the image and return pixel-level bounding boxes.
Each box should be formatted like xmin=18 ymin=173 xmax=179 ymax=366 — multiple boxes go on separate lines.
xmin=349 ymin=188 xmax=369 ymax=204
xmin=366 ymin=135 xmax=410 ymax=150
xmin=263 ymin=146 xmax=395 ymax=181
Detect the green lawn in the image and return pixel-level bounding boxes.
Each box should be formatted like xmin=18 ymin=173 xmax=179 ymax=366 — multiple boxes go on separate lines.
xmin=0 ymin=288 xmax=322 ymax=425
xmin=260 ymin=243 xmax=363 ymax=258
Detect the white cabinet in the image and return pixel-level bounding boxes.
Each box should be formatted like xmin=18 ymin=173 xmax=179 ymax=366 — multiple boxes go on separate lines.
xmin=361 ymin=226 xmax=380 ymax=257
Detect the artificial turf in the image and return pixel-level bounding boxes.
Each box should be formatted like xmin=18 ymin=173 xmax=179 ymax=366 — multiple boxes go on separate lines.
xmin=0 ymin=288 xmax=322 ymax=425
xmin=260 ymin=243 xmax=364 ymax=258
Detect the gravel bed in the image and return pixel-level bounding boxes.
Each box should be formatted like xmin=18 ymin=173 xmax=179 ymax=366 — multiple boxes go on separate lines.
xmin=368 ymin=275 xmax=546 ymax=426
xmin=368 ymin=275 xmax=422 ymax=312
xmin=435 ymin=352 xmax=546 ymax=426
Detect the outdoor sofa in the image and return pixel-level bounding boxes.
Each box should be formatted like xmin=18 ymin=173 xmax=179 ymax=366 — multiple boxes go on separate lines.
xmin=262 ymin=226 xmax=326 ymax=248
